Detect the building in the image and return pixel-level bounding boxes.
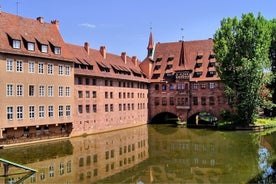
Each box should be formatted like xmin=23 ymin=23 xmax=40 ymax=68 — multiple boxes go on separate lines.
xmin=140 ymin=32 xmax=231 ymax=124
xmin=67 ymin=42 xmax=148 ymax=136
xmin=0 ymin=12 xmax=74 ymax=142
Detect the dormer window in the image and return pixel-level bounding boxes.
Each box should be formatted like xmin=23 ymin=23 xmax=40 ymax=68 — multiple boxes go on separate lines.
xmin=12 ymin=40 xmax=21 ymax=49
xmin=41 ymin=44 xmax=48 ymax=53
xmin=27 ymin=42 xmax=35 ymax=51
xmin=54 ymin=47 xmax=61 ymax=55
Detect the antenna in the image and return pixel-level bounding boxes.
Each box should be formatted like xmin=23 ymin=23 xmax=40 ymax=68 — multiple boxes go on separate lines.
xmin=150 ymin=22 xmax=153 ymax=32
xmin=181 ymin=28 xmax=184 ymax=41
xmin=16 ymin=0 xmax=20 ymax=15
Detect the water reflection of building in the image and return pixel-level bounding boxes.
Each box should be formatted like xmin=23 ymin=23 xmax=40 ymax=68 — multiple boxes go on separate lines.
xmin=0 ymin=125 xmax=149 ymax=183
xmin=70 ymin=125 xmax=149 ymax=183
xmin=143 ymin=126 xmax=259 ymax=183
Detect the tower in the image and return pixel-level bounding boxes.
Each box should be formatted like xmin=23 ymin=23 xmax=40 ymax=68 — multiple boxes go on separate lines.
xmin=147 ymin=31 xmax=154 ymax=58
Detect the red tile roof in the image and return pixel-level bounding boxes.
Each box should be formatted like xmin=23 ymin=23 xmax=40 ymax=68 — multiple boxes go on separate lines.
xmin=67 ymin=43 xmax=149 ymax=82
xmin=142 ymin=39 xmax=220 ymax=82
xmin=0 ymin=11 xmax=74 ymax=62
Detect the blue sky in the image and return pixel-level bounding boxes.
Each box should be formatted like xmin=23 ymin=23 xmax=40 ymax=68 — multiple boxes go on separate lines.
xmin=1 ymin=0 xmax=275 ymax=60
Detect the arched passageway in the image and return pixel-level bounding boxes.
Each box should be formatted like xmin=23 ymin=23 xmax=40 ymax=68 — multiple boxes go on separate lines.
xmin=150 ymin=112 xmax=178 ymax=124
xmin=187 ymin=112 xmax=218 ymax=127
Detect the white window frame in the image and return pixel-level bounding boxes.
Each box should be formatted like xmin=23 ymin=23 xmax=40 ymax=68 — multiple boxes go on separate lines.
xmin=27 ymin=42 xmax=35 ymax=51
xmin=58 ymin=65 xmax=64 ymax=75
xmin=209 ymin=82 xmax=215 ymax=89
xmin=39 ymin=85 xmax=45 ymax=96
xmin=59 ymin=105 xmax=64 ymax=117
xmin=38 ymin=62 xmax=44 ymax=74
xmin=41 ymin=44 xmax=48 ymax=53
xmin=58 ymin=86 xmax=63 ymax=97
xmin=16 ymin=84 xmax=23 ymax=96
xmin=66 ymin=105 xmax=71 ymax=117
xmin=47 ymin=63 xmax=54 ymax=75
xmin=7 ymin=106 xmax=13 ymax=120
xmin=65 ymin=87 xmax=70 ymax=97
xmin=48 ymin=86 xmax=54 ymax=97
xmin=65 ymin=65 xmax=70 ymax=76
xmin=48 ymin=105 xmax=54 ymax=118
xmin=16 ymin=60 xmax=23 ymax=72
xmin=7 ymin=84 xmax=13 ymax=96
xmin=6 ymin=59 xmax=13 ymax=72
xmin=17 ymin=106 xmax=23 ymax=120
xmin=13 ymin=40 xmax=21 ymax=49
xmin=28 ymin=61 xmax=35 ymax=73
xmin=54 ymin=47 xmax=61 ymax=55
xmin=39 ymin=105 xmax=45 ymax=118
xmin=29 ymin=105 xmax=35 ymax=119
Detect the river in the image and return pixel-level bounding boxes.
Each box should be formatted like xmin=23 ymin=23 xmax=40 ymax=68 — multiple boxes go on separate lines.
xmin=0 ymin=124 xmax=276 ymax=183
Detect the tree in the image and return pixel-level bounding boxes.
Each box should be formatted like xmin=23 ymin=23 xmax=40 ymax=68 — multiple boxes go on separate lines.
xmin=213 ymin=13 xmax=272 ymax=125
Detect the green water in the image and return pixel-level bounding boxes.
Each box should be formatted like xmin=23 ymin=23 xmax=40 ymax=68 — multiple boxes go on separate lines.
xmin=0 ymin=124 xmax=276 ymax=183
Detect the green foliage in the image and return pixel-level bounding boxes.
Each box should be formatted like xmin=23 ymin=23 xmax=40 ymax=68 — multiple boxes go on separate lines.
xmin=214 ymin=13 xmax=273 ymax=125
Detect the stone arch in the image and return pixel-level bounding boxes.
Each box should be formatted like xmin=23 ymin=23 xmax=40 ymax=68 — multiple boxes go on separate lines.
xmin=150 ymin=111 xmax=178 ymax=124
xmin=187 ymin=110 xmax=218 ymax=126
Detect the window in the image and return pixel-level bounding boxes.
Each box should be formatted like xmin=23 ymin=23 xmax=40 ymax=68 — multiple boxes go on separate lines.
xmin=209 ymin=96 xmax=215 ymax=105
xmin=48 ymin=106 xmax=54 ymax=117
xmin=17 ymin=106 xmax=23 ymax=120
xmin=48 ymin=63 xmax=54 ymax=74
xmin=92 ymin=91 xmax=96 ymax=98
xmin=7 ymin=84 xmax=13 ymax=96
xmin=110 ymin=104 xmax=114 ymax=112
xmin=16 ymin=60 xmax=23 ymax=72
xmin=38 ymin=63 xmax=44 ymax=74
xmin=49 ymin=165 xmax=54 ymax=177
xmin=105 ymin=92 xmax=108 ymax=99
xmin=27 ymin=42 xmax=35 ymax=51
xmin=162 ymin=84 xmax=167 ymax=91
xmin=16 ymin=84 xmax=23 ymax=96
xmin=92 ymin=79 xmax=97 ymax=85
xmin=78 ymin=105 xmax=83 ymax=114
xmin=192 ymin=83 xmax=198 ymax=90
xmin=39 ymin=85 xmax=45 ymax=96
xmin=58 ymin=65 xmax=63 ymax=75
xmin=193 ymin=97 xmax=198 ymax=105
xmin=48 ymin=86 xmax=53 ymax=97
xmin=119 ymin=104 xmax=122 ymax=111
xmin=162 ymin=97 xmax=167 ymax=106
xmin=209 ymin=82 xmax=215 ymax=89
xmin=59 ymin=106 xmax=64 ymax=117
xmin=28 ymin=61 xmax=35 ymax=73
xmin=29 ymin=106 xmax=35 ymax=119
xmin=41 ymin=44 xmax=48 ymax=53
xmin=105 ymin=104 xmax=108 ymax=112
xmin=201 ymin=97 xmax=206 ymax=105
xmin=92 ymin=104 xmax=97 ymax=113
xmin=60 ymin=163 xmax=64 ymax=175
xmin=58 ymin=86 xmax=63 ymax=97
xmin=154 ymin=97 xmax=159 ymax=106
xmin=85 ymin=91 xmax=90 ymax=98
xmin=78 ymin=91 xmax=83 ymax=98
xmin=201 ymin=83 xmax=206 ymax=89
xmin=170 ymin=97 xmax=174 ymax=105
xmin=86 ymin=105 xmax=90 ymax=113
xmin=54 ymin=47 xmax=61 ymax=55
xmin=29 ymin=85 xmax=35 ymax=96
xmin=154 ymin=84 xmax=159 ymax=90
xmin=66 ymin=105 xmax=71 ymax=116
xmin=77 ymin=77 xmax=82 ymax=84
xmin=65 ymin=65 xmax=70 ymax=75
xmin=13 ymin=40 xmax=21 ymax=49
xmin=39 ymin=106 xmax=45 ymax=118
xmin=7 ymin=106 xmax=13 ymax=120
xmin=65 ymin=87 xmax=70 ymax=97
xmin=6 ymin=59 xmax=13 ymax=71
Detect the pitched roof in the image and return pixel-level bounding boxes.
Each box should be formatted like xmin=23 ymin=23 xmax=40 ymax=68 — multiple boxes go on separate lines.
xmin=142 ymin=39 xmax=220 ymax=82
xmin=0 ymin=11 xmax=74 ymax=62
xmin=67 ymin=43 xmax=149 ymax=82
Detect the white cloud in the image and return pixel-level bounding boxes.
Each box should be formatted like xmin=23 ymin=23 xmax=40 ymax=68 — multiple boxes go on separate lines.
xmin=79 ymin=23 xmax=96 ymax=28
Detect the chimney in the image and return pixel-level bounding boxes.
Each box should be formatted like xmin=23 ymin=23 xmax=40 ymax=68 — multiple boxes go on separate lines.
xmin=37 ymin=17 xmax=44 ymax=23
xmin=121 ymin=52 xmax=127 ymax=64
xmin=100 ymin=46 xmax=106 ymax=59
xmin=51 ymin=20 xmax=59 ymax=30
xmin=84 ymin=42 xmax=90 ymax=54
xmin=131 ymin=56 xmax=138 ymax=66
